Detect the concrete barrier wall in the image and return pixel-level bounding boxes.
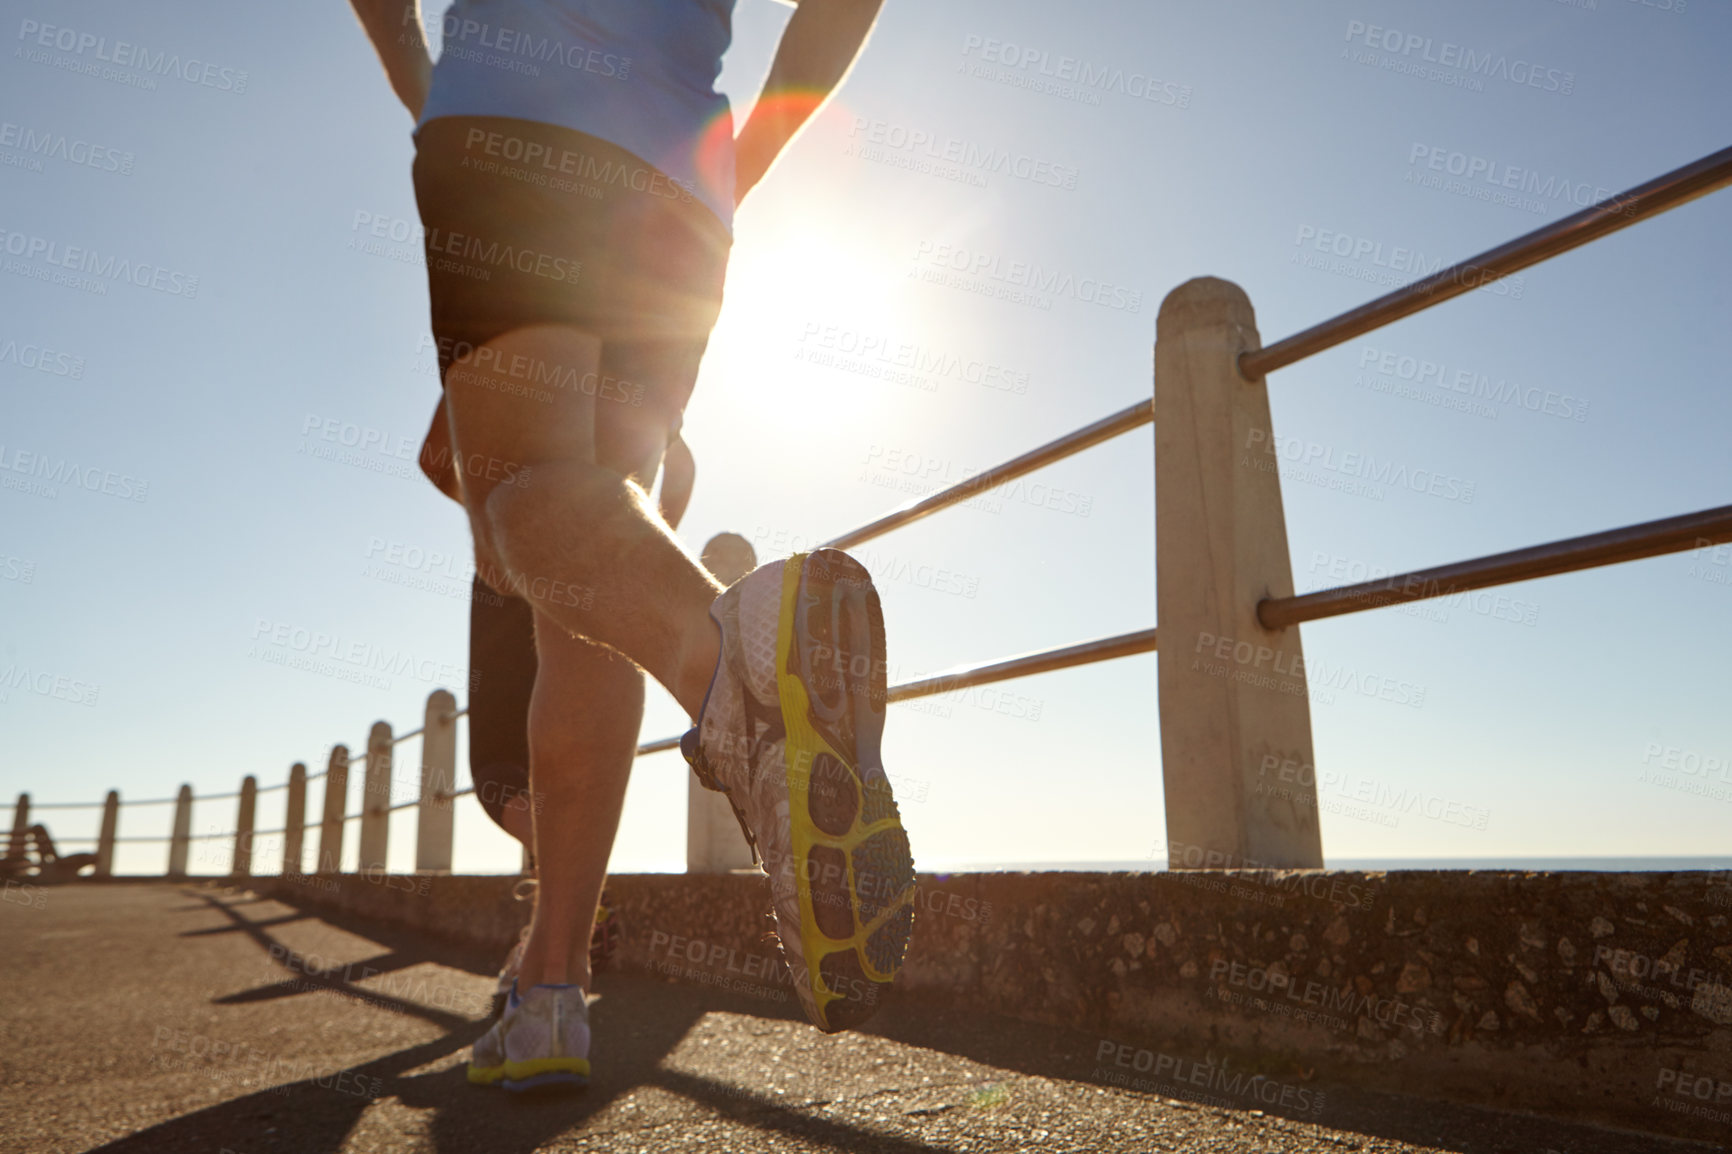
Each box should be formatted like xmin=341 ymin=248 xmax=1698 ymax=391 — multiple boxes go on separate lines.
xmin=257 ymin=868 xmax=1732 ymax=1144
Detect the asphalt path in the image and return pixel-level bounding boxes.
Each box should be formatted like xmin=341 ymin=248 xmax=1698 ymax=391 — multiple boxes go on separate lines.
xmin=0 ymin=884 xmax=1715 ymax=1154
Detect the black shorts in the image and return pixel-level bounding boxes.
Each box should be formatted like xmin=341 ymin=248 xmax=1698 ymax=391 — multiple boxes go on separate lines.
xmin=413 ymin=116 xmax=730 ymax=831
xmin=412 ymin=114 xmax=731 ymax=447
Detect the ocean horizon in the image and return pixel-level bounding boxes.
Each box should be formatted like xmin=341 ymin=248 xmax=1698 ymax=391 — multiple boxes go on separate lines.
xmin=918 ymin=857 xmax=1732 ymax=874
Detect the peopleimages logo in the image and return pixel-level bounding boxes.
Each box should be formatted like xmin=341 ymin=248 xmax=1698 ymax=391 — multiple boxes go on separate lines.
xmin=0 ymin=554 xmax=37 ymax=584
xmin=0 ymin=443 xmax=149 ymax=502
xmin=846 ymin=117 xmax=1080 ymax=190
xmin=1292 ymin=224 xmax=1525 ymax=299
xmin=1092 ymin=1041 xmax=1326 ymax=1115
xmin=1258 ymin=754 xmax=1490 ymax=831
xmin=0 ymin=337 xmax=84 ymax=379
xmin=1243 ymin=428 xmax=1476 ymax=505
xmin=0 ymin=228 xmax=199 ymax=298
xmin=460 ymin=127 xmax=694 ymax=203
xmin=16 ymin=20 xmax=249 ymax=92
xmin=412 ymin=10 xmax=630 ymax=81
xmin=0 ymin=121 xmax=134 ymax=175
xmin=349 ymin=211 xmax=582 ymax=285
xmin=798 ymin=322 xmax=1031 ymax=395
xmin=0 ymin=662 xmax=101 ymax=707
xmin=248 ymin=618 xmax=476 ymax=692
xmin=1405 ymin=144 xmax=1612 ymax=213
xmin=1208 ymin=958 xmax=1445 ymax=1035
xmin=1342 ymin=20 xmax=1575 ymax=95
xmin=1191 ymin=631 xmax=1427 ymax=710
xmin=959 ymin=35 xmax=1193 ymax=109
xmin=911 ymin=241 xmax=1142 ymax=313
xmin=1357 ymin=345 xmax=1588 ymax=423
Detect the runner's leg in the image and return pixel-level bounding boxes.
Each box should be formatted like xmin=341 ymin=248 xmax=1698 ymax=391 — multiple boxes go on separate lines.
xmin=513 ymin=621 xmax=644 ymax=991
xmin=486 ymin=346 xmax=681 ymax=992
xmin=442 ymin=322 xmax=722 ymax=717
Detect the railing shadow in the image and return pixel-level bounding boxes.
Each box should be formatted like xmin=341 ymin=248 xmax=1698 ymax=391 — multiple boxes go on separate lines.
xmin=77 ymin=886 xmax=1712 ymax=1154
xmin=86 ymin=888 xmax=963 ymax=1154
xmin=852 ymin=1002 xmax=1707 ymax=1154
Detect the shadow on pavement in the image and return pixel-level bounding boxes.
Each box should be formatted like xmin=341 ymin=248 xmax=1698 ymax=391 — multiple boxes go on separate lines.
xmin=80 ymin=887 xmax=1712 ymax=1154
xmin=852 ymin=998 xmax=1714 ymax=1154
xmin=87 ymin=889 xmax=961 ymax=1154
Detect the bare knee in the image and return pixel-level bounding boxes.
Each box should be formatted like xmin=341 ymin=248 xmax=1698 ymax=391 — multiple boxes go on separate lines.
xmin=442 ymin=323 xmax=604 ymax=507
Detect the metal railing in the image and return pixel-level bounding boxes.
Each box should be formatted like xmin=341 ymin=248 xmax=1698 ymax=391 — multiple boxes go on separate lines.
xmin=11 ymin=144 xmax=1730 ymax=879
xmin=1239 ymin=145 xmax=1732 ymax=380
xmin=1244 ymin=145 xmax=1732 ymax=628
xmin=6 ymin=692 xmax=469 ymax=880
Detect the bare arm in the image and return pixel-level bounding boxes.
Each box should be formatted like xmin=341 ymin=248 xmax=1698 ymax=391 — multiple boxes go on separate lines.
xmin=734 ymin=0 xmax=884 ymax=206
xmin=349 ymin=0 xmax=434 ymax=119
xmin=658 ymin=435 xmax=696 ymax=530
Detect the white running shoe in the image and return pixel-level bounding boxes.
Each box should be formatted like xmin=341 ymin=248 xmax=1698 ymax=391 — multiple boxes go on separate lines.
xmin=468 ymin=983 xmax=590 ymax=1092
xmin=493 ymin=925 xmax=532 ymax=1010
xmin=682 ymin=549 xmax=916 ymax=1033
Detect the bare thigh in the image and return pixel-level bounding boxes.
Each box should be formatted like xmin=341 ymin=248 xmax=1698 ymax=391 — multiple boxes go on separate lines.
xmin=443 ymin=323 xmax=669 ymax=573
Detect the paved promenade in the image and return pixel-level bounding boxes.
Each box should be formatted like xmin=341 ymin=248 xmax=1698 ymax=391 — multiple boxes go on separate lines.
xmin=0 ymin=884 xmax=1713 ymax=1153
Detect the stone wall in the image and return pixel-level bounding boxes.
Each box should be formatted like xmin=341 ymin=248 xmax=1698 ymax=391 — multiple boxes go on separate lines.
xmin=258 ymin=868 xmax=1732 ymax=1144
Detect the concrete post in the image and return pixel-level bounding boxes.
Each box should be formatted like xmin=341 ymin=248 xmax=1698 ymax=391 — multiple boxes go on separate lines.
xmin=688 ymin=533 xmax=759 ymax=874
xmin=7 ymin=793 xmax=29 ymax=864
xmin=1154 ymin=277 xmax=1322 ymax=869
xmin=317 ymin=747 xmax=349 ymax=873
xmin=358 ymin=722 xmax=392 ymax=873
xmin=416 ymin=690 xmax=457 ymax=873
xmin=96 ymin=791 xmax=119 ymax=877
xmin=167 ymin=785 xmax=193 ymax=878
xmin=232 ymin=776 xmax=257 ymax=877
xmin=283 ymin=763 xmax=307 ymax=876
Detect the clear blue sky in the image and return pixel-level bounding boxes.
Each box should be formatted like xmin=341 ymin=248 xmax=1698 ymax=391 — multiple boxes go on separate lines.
xmin=3 ymin=0 xmax=1728 ymax=875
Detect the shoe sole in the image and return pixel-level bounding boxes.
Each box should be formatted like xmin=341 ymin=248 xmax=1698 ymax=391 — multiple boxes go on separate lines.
xmin=776 ymin=549 xmax=916 ymax=1032
xmin=468 ymin=1057 xmax=591 ymax=1092
xmin=503 ymin=1069 xmax=588 ymax=1093
xmin=467 ymin=1062 xmax=507 ymax=1086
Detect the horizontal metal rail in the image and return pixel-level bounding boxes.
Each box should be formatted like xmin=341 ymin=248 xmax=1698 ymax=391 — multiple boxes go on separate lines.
xmin=628 ymin=629 xmax=1160 ymax=761
xmin=887 ymin=628 xmax=1159 ymax=702
xmin=17 ymin=407 xmax=1155 ymax=826
xmin=1260 ymin=502 xmax=1732 ymax=629
xmin=31 ymin=796 xmax=178 ymax=810
xmin=623 ymin=735 xmax=689 ymax=759
xmin=1240 ymin=144 xmax=1732 ymax=380
xmin=45 ymin=632 xmax=1162 ymax=848
xmin=823 ymin=399 xmax=1154 ymax=551
xmin=20 ymin=711 xmax=472 ymax=814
